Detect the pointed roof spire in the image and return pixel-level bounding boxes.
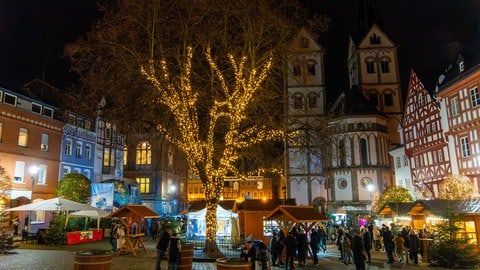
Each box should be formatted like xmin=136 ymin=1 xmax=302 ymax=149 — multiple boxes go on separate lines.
xmin=356 ymin=0 xmax=383 ymax=41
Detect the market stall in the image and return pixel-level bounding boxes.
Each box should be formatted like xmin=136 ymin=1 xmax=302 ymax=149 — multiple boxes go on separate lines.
xmin=65 ymin=209 xmax=111 ymax=245
xmin=106 ymin=204 xmax=160 ymax=256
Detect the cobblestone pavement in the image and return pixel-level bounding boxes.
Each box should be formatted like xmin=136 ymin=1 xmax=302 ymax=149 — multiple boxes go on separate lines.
xmin=0 ymin=236 xmax=466 ymax=270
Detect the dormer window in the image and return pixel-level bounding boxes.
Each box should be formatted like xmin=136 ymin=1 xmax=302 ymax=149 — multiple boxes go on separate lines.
xmin=459 ymin=61 xmax=465 ymax=72
xmin=32 ymin=103 xmax=42 ymax=114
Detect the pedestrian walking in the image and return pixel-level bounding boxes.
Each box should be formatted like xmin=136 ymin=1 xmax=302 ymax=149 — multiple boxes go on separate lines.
xmin=156 ymin=229 xmax=172 ymax=270
xmin=270 ymin=231 xmax=281 ymax=266
xmin=110 ymin=222 xmax=119 ymax=251
xmin=284 ymin=232 xmax=297 ymax=270
xmin=296 ymin=229 xmax=307 ymax=266
xmin=351 ymin=229 xmax=367 ymax=270
xmin=394 ymin=233 xmax=405 ymax=264
xmin=336 ymin=226 xmax=345 ymax=260
xmin=343 ymin=234 xmax=353 ymax=265
xmin=408 ymin=229 xmax=420 ymax=265
xmin=382 ymin=226 xmax=395 ymax=264
xmin=361 ymin=227 xmax=372 ymax=263
xmin=309 ymin=228 xmax=320 ymax=266
xmin=12 ymin=216 xmax=20 ymax=236
xmin=167 ymin=232 xmax=181 ymax=270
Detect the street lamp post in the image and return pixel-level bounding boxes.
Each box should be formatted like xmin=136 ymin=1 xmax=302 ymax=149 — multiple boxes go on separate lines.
xmin=28 ymin=166 xmax=38 ymax=232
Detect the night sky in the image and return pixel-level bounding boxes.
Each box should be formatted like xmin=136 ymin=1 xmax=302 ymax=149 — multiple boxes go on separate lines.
xmin=0 ymin=1 xmax=479 ymax=103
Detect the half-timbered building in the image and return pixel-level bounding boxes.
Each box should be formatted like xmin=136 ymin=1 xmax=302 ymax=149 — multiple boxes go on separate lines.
xmin=402 ymin=70 xmax=451 ymax=198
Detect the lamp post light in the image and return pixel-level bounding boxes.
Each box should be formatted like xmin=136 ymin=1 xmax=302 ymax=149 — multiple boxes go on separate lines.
xmin=28 ymin=166 xmax=38 ymax=231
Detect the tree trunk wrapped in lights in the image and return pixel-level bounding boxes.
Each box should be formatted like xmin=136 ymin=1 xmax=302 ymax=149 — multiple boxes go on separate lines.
xmin=142 ymin=47 xmax=281 ymax=255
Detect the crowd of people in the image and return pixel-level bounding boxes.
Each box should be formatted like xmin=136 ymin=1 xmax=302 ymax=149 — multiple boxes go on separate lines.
xmin=334 ymin=222 xmax=434 ymax=269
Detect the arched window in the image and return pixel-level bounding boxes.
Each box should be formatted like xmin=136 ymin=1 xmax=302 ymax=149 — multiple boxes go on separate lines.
xmin=360 ymin=138 xmax=368 ymax=166
xmin=136 ymin=141 xmax=152 ymax=165
xmin=338 ymin=140 xmax=346 ymax=166
xmin=369 ymin=93 xmax=379 ymax=106
xmin=64 ymin=139 xmax=72 ymax=155
xmin=293 ymin=93 xmax=303 ymax=109
xmin=307 ymin=92 xmax=318 ymax=109
xmin=307 ymin=60 xmax=316 ymax=76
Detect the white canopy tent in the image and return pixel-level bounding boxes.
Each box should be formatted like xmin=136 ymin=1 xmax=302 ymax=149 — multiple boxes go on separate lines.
xmin=5 ymin=197 xmax=99 ymax=212
xmin=65 ymin=209 xmax=111 ymax=229
xmin=186 ymin=205 xmax=239 ymax=239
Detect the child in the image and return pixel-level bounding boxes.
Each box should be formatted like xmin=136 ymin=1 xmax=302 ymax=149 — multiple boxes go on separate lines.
xmin=343 ymin=234 xmax=353 ymax=265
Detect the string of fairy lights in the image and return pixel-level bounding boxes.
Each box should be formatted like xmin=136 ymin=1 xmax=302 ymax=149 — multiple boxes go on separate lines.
xmin=141 ymin=46 xmax=283 ymax=241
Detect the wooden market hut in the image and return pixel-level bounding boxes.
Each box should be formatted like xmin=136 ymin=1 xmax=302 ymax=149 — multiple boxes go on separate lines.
xmin=408 ymin=199 xmax=480 ymax=252
xmin=378 ymin=202 xmax=415 ymax=227
xmin=263 ymin=205 xmax=330 ymax=236
xmin=236 ymin=199 xmax=296 ymax=243
xmin=107 ymin=204 xmax=160 ymax=256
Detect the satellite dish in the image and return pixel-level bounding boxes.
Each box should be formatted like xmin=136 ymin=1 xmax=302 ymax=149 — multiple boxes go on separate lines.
xmin=438 ymin=74 xmax=445 ymax=84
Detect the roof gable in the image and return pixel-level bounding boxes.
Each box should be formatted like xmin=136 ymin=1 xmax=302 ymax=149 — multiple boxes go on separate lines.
xmin=107 ymin=204 xmax=159 ymax=218
xmin=358 ymin=24 xmax=395 ymax=49
xmin=289 ymin=28 xmax=323 ymax=53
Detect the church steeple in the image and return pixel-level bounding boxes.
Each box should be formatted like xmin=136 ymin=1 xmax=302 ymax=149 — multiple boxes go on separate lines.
xmin=356 ymin=0 xmax=383 ymax=42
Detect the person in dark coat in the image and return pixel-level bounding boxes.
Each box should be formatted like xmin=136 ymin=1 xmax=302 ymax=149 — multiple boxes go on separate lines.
xmin=284 ymin=232 xmax=297 ymax=270
xmin=351 ymin=229 xmax=367 ymax=270
xmin=309 ymin=228 xmax=320 ymax=265
xmin=156 ymin=229 xmax=172 ymax=270
xmin=167 ymin=232 xmax=182 ymax=270
xmin=296 ymin=229 xmax=307 ymax=266
xmin=361 ymin=227 xmax=372 ymax=263
xmin=382 ymin=226 xmax=395 ymax=263
xmin=270 ymin=231 xmax=281 ymax=266
xmin=408 ymin=229 xmax=420 ymax=265
xmin=241 ymin=240 xmax=257 ymax=269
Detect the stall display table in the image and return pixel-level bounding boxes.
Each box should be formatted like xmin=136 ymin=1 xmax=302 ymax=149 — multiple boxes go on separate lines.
xmin=116 ymin=233 xmax=147 ymax=257
xmin=67 ymin=230 xmax=103 ymax=245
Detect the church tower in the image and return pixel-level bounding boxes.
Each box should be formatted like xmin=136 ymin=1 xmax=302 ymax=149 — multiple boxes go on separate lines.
xmin=348 ymin=0 xmax=403 ymax=147
xmin=285 ymin=28 xmax=327 ymax=206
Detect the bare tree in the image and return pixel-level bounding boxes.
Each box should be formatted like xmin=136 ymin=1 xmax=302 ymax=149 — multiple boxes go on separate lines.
xmin=64 ymin=0 xmax=331 ymax=255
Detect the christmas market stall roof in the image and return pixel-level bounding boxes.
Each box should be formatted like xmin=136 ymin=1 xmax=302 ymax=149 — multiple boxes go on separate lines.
xmin=410 ymin=199 xmax=480 ymax=216
xmin=236 ymin=199 xmax=296 ymax=211
xmin=106 ymin=204 xmax=160 ymax=219
xmin=180 ymin=199 xmax=236 ymax=215
xmin=378 ymin=202 xmax=415 ymax=216
xmin=263 ymin=205 xmax=329 ymax=233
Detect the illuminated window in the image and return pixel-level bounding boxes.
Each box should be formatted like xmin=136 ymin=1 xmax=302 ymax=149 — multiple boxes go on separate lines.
xmin=136 ymin=178 xmax=150 ymax=193
xmin=456 ymin=221 xmax=477 ymax=246
xmin=41 ymin=134 xmax=48 ymax=151
xmin=438 ymin=150 xmax=444 ymax=162
xmin=136 ymin=141 xmax=152 ymax=165
xmin=123 ymin=145 xmax=128 ymax=165
xmin=18 ymin=128 xmax=28 ymax=147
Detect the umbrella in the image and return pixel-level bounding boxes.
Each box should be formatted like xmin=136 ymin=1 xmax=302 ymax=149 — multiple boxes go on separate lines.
xmin=5 ymin=197 xmax=100 ymax=212
xmin=66 ymin=209 xmax=111 ymax=229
